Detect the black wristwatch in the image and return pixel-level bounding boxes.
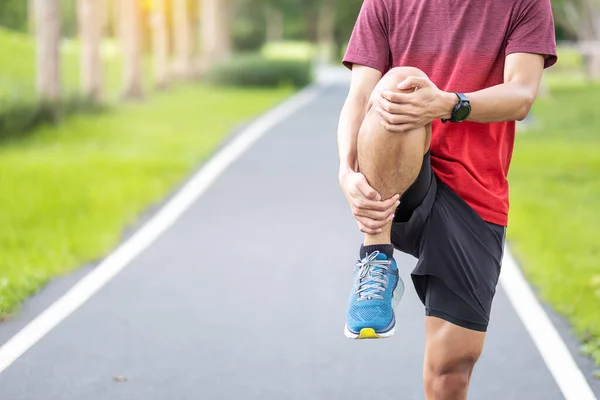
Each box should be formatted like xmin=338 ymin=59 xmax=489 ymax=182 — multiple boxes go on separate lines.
xmin=442 ymin=92 xmax=471 ymax=123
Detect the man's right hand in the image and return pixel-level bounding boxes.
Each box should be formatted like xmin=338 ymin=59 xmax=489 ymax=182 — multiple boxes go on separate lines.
xmin=339 ymin=170 xmax=400 ymax=235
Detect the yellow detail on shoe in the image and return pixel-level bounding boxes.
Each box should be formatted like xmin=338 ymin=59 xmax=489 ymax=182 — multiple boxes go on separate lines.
xmin=357 ymin=328 xmax=379 ymax=339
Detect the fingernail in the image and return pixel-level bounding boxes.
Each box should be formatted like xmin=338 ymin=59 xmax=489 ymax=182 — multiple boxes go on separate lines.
xmin=395 ymin=201 xmax=400 ymax=207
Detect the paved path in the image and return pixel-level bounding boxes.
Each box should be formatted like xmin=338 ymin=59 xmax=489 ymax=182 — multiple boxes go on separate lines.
xmin=0 ymin=81 xmax=597 ymax=399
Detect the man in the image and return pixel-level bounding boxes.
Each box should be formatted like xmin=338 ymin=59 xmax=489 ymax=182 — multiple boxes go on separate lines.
xmin=338 ymin=0 xmax=557 ymax=398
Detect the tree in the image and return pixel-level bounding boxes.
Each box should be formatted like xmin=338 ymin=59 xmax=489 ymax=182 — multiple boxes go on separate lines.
xmin=119 ymin=0 xmax=144 ymax=99
xmin=150 ymin=0 xmax=170 ymax=88
xmin=77 ymin=0 xmax=104 ymax=101
xmin=302 ymin=0 xmax=320 ymax=43
xmin=0 ymin=0 xmax=29 ymax=32
xmin=317 ymin=0 xmax=336 ymax=63
xmin=35 ymin=0 xmax=61 ymax=102
xmin=172 ymin=0 xmax=194 ymax=79
xmin=264 ymin=2 xmax=283 ymax=42
xmin=552 ymin=0 xmax=600 ymax=78
xmin=200 ymin=0 xmax=233 ymax=71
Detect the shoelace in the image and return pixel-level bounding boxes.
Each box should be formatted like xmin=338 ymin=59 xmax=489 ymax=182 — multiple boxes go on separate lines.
xmin=355 ymin=251 xmax=391 ymax=301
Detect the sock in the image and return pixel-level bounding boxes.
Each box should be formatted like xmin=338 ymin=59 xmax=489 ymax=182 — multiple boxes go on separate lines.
xmin=360 ymin=244 xmax=394 ymax=259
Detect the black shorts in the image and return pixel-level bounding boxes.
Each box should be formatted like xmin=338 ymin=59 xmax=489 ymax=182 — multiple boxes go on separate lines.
xmin=391 ymin=152 xmax=506 ymax=332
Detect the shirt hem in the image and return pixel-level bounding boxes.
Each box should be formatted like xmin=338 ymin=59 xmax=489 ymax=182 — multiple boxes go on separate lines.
xmin=505 ymin=46 xmax=558 ymax=69
xmin=342 ymin=53 xmax=388 ymax=74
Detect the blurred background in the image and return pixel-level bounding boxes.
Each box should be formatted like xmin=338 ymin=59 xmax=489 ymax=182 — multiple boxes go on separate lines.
xmin=0 ymin=0 xmax=598 ymax=376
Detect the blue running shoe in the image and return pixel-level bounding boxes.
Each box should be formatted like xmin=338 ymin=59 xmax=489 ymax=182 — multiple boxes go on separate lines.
xmin=344 ymin=251 xmax=404 ymax=339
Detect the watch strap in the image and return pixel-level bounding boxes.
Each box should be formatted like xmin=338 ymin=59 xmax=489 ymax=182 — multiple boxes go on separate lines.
xmin=442 ymin=92 xmax=470 ymax=123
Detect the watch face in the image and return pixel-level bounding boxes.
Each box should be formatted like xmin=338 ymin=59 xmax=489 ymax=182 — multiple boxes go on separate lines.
xmin=455 ymin=104 xmax=471 ymax=122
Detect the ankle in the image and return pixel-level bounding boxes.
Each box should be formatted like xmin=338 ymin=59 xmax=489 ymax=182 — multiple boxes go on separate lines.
xmin=360 ymin=244 xmax=394 ymax=259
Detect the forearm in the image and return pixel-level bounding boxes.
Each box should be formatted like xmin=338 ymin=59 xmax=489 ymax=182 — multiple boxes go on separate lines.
xmin=463 ymin=82 xmax=536 ymax=123
xmin=337 ymin=96 xmax=369 ymax=175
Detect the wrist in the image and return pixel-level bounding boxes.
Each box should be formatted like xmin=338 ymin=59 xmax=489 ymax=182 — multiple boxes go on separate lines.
xmin=438 ymin=91 xmax=459 ymax=120
xmin=339 ymin=162 xmax=356 ymax=180
xmin=339 ymin=164 xmax=354 ymax=176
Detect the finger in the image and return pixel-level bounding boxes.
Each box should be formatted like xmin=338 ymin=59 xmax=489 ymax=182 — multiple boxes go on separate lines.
xmin=377 ymin=96 xmax=400 ymax=113
xmin=398 ymin=76 xmax=430 ymax=90
xmin=354 ymin=174 xmax=381 ymax=201
xmin=380 ymin=90 xmax=415 ymax=105
xmin=390 ymin=123 xmax=421 ymax=133
xmin=381 ymin=120 xmax=416 ymax=133
xmin=354 ymin=194 xmax=400 ymax=212
xmin=353 ymin=206 xmax=395 ymax=221
xmin=357 ymin=215 xmax=389 ymax=229
xmin=357 ymin=220 xmax=381 ymax=235
xmin=376 ymin=107 xmax=415 ymax=125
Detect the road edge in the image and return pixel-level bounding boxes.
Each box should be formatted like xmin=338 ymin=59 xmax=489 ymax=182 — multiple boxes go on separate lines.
xmin=501 ymin=246 xmax=598 ymax=400
xmin=0 ymin=83 xmax=326 ymax=376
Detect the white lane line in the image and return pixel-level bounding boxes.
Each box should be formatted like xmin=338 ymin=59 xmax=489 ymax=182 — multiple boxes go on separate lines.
xmin=500 ymin=247 xmax=597 ymax=400
xmin=0 ymin=84 xmax=325 ymax=375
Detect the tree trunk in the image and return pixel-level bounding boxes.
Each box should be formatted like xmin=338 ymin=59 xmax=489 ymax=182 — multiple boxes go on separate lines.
xmin=35 ymin=0 xmax=61 ymax=102
xmin=200 ymin=0 xmax=232 ymax=72
xmin=317 ymin=0 xmax=336 ymax=64
xmin=554 ymin=0 xmax=600 ymax=79
xmin=28 ymin=0 xmax=37 ymax=34
xmin=584 ymin=49 xmax=600 ymax=79
xmin=265 ymin=5 xmax=283 ymax=43
xmin=150 ymin=0 xmax=170 ymax=88
xmin=303 ymin=0 xmax=319 ymax=43
xmin=119 ymin=0 xmax=143 ymax=99
xmin=77 ymin=0 xmax=104 ymax=102
xmin=172 ymin=0 xmax=194 ymax=79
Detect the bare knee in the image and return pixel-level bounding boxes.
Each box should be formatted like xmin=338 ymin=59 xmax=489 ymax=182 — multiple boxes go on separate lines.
xmin=363 ymin=66 xmax=430 ymax=132
xmin=377 ymin=66 xmax=428 ymax=92
xmin=426 ymin=356 xmax=477 ymax=400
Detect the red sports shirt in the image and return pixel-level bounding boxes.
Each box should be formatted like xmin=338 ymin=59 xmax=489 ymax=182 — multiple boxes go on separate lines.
xmin=343 ymin=0 xmax=557 ymax=226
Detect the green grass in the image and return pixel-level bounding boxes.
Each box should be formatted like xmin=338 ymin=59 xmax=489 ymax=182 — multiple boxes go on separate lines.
xmin=261 ymin=41 xmax=316 ymax=62
xmin=0 ymin=84 xmax=292 ymax=317
xmin=509 ymin=82 xmax=600 ymax=364
xmin=541 ymin=45 xmax=594 ymax=91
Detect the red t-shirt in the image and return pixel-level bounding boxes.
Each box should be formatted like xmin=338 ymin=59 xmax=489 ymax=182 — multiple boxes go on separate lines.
xmin=343 ymin=0 xmax=557 ymax=226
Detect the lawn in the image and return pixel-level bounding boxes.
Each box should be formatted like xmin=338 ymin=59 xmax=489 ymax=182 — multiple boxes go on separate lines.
xmin=0 ymin=84 xmax=292 ymax=317
xmin=509 ymin=80 xmax=600 ymax=364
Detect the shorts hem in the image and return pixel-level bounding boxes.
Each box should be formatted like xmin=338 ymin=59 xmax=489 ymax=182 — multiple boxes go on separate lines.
xmin=426 ymin=308 xmax=488 ymax=333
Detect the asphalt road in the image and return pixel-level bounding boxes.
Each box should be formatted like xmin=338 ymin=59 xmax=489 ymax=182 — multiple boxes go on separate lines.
xmin=0 ymin=82 xmax=595 ymax=400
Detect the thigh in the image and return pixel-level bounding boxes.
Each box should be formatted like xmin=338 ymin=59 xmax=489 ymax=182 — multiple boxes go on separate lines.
xmin=395 ymin=150 xmax=432 ymax=222
xmin=424 ymin=315 xmax=486 ymax=375
xmin=390 ymin=152 xmax=436 ymax=257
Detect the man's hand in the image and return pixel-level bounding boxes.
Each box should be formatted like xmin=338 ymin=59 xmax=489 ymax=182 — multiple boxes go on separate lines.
xmin=339 ymin=170 xmax=400 ymax=234
xmin=374 ymin=76 xmax=456 ymax=133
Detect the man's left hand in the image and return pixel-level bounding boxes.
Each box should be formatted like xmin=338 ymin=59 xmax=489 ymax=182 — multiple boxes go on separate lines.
xmin=375 ymin=76 xmax=454 ymax=133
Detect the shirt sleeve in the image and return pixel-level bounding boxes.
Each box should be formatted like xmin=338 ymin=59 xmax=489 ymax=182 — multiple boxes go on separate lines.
xmin=505 ymin=0 xmax=558 ymax=68
xmin=342 ymin=0 xmax=390 ymax=74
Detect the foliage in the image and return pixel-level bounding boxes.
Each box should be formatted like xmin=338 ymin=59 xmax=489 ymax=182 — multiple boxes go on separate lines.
xmin=0 ymin=96 xmax=106 ymax=142
xmin=0 ymin=28 xmax=156 ymax=139
xmin=0 ymin=83 xmax=292 ymax=317
xmin=204 ymin=53 xmax=313 ymax=88
xmin=334 ymin=0 xmax=363 ymax=48
xmin=261 ymin=41 xmax=316 ymax=61
xmin=0 ymin=0 xmax=28 ymax=32
xmin=233 ymin=3 xmax=266 ymax=52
